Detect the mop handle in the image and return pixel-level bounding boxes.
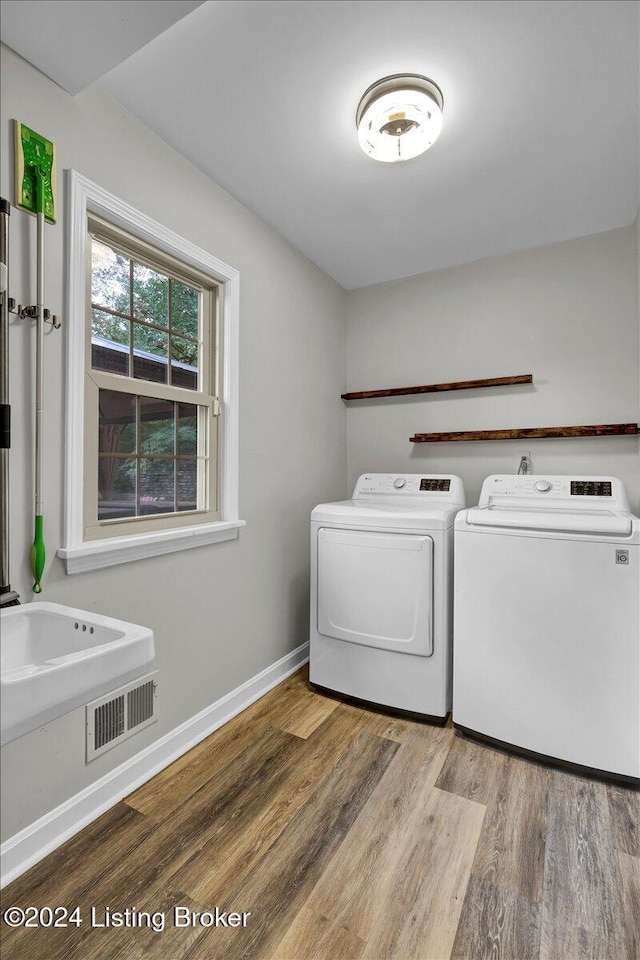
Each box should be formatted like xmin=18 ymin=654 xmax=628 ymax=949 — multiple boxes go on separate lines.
xmin=31 ymin=172 xmax=46 ymax=593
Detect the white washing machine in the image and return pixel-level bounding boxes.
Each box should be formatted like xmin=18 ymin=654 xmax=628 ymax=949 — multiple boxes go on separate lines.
xmin=310 ymin=473 xmax=466 ymax=719
xmin=454 ymin=474 xmax=640 ymax=783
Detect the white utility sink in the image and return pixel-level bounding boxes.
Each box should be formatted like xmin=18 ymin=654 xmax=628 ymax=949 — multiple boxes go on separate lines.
xmin=1 ymin=601 xmax=155 ymax=746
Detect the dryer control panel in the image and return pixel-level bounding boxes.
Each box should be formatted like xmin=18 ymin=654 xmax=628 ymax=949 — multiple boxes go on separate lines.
xmin=353 ymin=474 xmax=466 ymax=505
xmin=478 ymin=475 xmax=631 ymax=512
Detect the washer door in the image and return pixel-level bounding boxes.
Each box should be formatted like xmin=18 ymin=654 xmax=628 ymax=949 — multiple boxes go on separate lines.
xmin=317 ymin=528 xmax=433 ymax=656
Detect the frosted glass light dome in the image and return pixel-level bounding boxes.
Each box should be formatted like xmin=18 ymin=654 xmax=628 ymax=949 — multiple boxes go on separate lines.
xmin=356 ymin=74 xmax=444 ymax=163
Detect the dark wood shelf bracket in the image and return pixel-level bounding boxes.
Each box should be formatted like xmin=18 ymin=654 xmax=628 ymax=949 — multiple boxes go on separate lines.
xmin=341 ymin=373 xmax=533 ymax=402
xmin=410 ymin=423 xmax=640 ymax=443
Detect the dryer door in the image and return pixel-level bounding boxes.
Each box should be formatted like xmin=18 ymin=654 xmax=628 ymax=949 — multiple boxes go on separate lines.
xmin=317 ymin=528 xmax=433 ymax=656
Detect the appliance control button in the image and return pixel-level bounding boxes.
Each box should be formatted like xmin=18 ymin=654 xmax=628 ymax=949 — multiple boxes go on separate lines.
xmin=534 ymin=480 xmax=552 ymax=493
xmin=393 ymin=478 xmax=406 ymax=489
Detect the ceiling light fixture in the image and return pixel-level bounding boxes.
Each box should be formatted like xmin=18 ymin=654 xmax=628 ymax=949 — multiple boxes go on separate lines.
xmin=356 ymin=74 xmax=444 ymax=163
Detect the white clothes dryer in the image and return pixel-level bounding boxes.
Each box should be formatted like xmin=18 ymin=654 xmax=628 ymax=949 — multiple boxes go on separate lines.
xmin=453 ymin=474 xmax=640 ymax=783
xmin=310 ymin=473 xmax=465 ymax=720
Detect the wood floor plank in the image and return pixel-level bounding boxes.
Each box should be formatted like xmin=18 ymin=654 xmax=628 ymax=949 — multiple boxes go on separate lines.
xmin=267 ymin=906 xmax=365 ymax=960
xmin=33 ymin=890 xmax=209 ymax=960
xmin=182 ymin=731 xmax=399 ymax=960
xmin=607 ymin=783 xmax=640 ymax=857
xmin=111 ymin=727 xmax=301 ymax=896
xmin=124 ymin=707 xmax=271 ymax=821
xmin=0 ymin=803 xmax=153 ymax=960
xmin=276 ymin=684 xmax=341 ymax=739
xmin=1 ymin=802 xmax=149 ymax=905
xmin=450 ymin=875 xmax=541 ymax=960
xmin=125 ymin=667 xmax=337 ymax=822
xmin=618 ymin=852 xmax=640 ymax=960
xmin=249 ymin=667 xmax=339 ymax=739
xmin=435 ymin=730 xmax=508 ymax=805
xmin=359 ymin=787 xmax=486 ymax=960
xmin=470 ymin=754 xmax=549 ymax=902
xmin=12 ymin=727 xmax=302 ymax=960
xmin=540 ymin=772 xmax=627 ymax=960
xmin=94 ymin=890 xmax=209 ymax=960
xmin=302 ymin=726 xmax=453 ymax=942
xmin=325 ymin=697 xmax=430 ymax=743
xmin=173 ymin=704 xmax=378 ymax=903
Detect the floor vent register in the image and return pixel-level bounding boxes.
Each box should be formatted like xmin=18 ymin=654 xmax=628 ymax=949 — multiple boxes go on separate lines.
xmin=86 ymin=672 xmax=158 ymax=761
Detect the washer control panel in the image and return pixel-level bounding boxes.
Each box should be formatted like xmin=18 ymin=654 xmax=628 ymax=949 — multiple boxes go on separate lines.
xmin=354 ymin=473 xmax=465 ymax=504
xmin=478 ymin=475 xmax=629 ymax=511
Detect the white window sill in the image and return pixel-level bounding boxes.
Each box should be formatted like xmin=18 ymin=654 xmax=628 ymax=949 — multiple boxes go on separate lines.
xmin=58 ymin=520 xmax=246 ymax=574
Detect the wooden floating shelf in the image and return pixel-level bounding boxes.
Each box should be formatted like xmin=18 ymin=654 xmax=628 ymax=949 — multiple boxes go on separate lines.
xmin=341 ymin=373 xmax=533 ymax=402
xmin=410 ymin=423 xmax=640 ymax=443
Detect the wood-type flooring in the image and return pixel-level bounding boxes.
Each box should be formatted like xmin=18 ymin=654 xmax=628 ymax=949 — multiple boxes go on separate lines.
xmin=1 ymin=667 xmax=638 ymax=959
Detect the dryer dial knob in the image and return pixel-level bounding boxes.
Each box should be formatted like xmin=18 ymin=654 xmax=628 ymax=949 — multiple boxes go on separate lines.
xmin=534 ymin=480 xmax=552 ymax=493
xmin=393 ymin=478 xmax=406 ymax=489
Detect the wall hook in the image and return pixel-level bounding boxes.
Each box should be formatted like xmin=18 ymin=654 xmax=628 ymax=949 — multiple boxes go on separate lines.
xmin=8 ymin=298 xmax=61 ymax=329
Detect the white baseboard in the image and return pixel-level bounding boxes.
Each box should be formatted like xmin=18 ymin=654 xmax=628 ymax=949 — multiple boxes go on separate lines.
xmin=1 ymin=642 xmax=309 ymax=888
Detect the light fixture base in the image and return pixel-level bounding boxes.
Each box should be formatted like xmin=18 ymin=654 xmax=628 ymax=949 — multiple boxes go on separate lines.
xmin=356 ymin=74 xmax=444 ymax=128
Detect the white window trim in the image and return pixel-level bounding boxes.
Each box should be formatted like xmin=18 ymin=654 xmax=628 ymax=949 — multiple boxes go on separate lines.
xmin=58 ymin=171 xmax=244 ymax=575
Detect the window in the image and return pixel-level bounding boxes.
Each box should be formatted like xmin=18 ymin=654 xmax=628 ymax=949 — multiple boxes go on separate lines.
xmin=59 ymin=172 xmax=242 ymax=574
xmin=87 ymin=220 xmax=218 ymax=536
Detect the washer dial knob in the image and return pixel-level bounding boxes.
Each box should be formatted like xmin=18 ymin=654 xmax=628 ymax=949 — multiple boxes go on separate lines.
xmin=393 ymin=478 xmax=406 ymax=489
xmin=534 ymin=480 xmax=552 ymax=493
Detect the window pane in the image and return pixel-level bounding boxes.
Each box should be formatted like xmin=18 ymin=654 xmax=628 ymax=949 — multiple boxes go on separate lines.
xmin=140 ymin=397 xmax=174 ymax=455
xmin=92 ymin=310 xmax=130 ymax=376
xmin=171 ymin=336 xmax=198 ymax=389
xmin=177 ymin=403 xmax=198 ymax=455
xmin=92 ymin=309 xmax=129 ymax=346
xmin=99 ymin=390 xmax=136 ymax=454
xmin=177 ymin=459 xmax=197 ymax=512
xmin=133 ymin=323 xmax=168 ymax=383
xmin=139 ymin=458 xmax=174 ymax=515
xmin=133 ymin=263 xmax=169 ymax=328
xmin=91 ymin=240 xmax=130 ymax=314
xmin=98 ymin=457 xmax=136 ymax=520
xmin=171 ymin=281 xmax=199 ymax=339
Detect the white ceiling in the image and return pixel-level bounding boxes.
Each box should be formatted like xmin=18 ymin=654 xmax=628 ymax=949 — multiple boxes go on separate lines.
xmin=4 ymin=2 xmax=639 ymax=288
xmin=0 ymin=1 xmax=204 ymax=94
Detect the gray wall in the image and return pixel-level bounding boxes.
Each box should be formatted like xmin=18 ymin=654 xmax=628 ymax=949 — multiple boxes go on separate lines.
xmin=0 ymin=46 xmax=348 ymax=840
xmin=346 ymin=226 xmax=640 ymax=512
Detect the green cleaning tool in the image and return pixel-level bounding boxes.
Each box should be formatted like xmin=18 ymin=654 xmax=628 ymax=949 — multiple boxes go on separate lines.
xmin=14 ymin=122 xmax=57 ymax=223
xmin=14 ymin=121 xmax=57 ymax=593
